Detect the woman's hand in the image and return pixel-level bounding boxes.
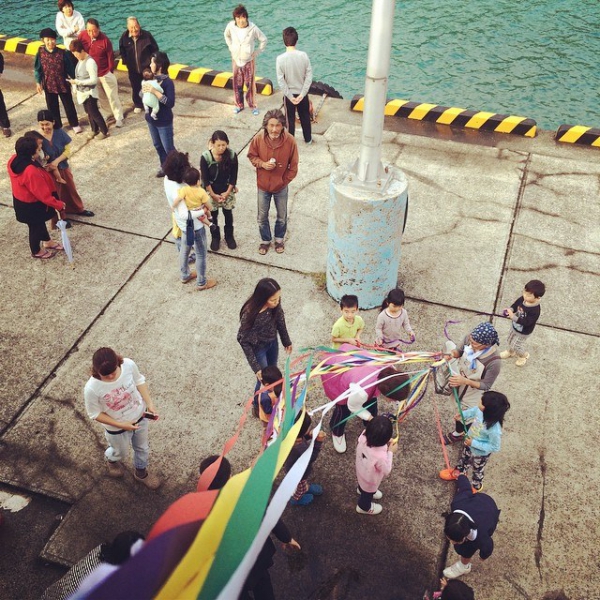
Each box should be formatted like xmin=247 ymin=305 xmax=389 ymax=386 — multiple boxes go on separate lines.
xmin=121 ymin=421 xmax=141 ymax=431
xmin=283 ymin=538 xmax=301 ymax=552
xmin=256 ymin=370 xmax=263 ymax=382
xmin=449 ymin=374 xmax=468 ymax=388
xmin=284 ymin=345 xmax=293 ymax=355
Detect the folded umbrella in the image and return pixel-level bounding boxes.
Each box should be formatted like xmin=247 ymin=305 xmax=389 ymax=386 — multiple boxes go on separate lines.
xmin=55 ymin=210 xmax=74 ymax=265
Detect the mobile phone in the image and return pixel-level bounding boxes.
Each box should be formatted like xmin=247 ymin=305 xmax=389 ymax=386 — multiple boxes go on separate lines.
xmin=143 ymin=411 xmax=159 ymax=421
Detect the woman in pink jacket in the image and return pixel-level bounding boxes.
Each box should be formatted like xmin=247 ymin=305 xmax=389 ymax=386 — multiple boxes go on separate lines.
xmin=355 ymin=415 xmax=398 ymax=515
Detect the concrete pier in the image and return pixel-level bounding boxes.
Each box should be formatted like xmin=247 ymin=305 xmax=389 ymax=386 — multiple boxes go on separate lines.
xmin=0 ymin=51 xmax=598 ymax=600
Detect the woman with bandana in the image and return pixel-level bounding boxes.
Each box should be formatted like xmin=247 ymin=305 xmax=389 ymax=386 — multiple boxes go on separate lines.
xmin=442 ymin=322 xmax=501 ymax=445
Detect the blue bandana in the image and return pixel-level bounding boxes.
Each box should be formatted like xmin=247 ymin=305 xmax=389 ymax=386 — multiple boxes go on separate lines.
xmin=470 ymin=322 xmax=499 ymax=347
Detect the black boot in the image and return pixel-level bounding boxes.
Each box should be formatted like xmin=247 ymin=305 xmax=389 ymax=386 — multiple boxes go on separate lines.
xmin=224 ymin=225 xmax=237 ymax=249
xmin=210 ymin=227 xmax=221 ymax=251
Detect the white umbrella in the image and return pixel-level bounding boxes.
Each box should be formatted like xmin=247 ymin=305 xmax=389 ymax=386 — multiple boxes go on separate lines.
xmin=55 ymin=210 xmax=74 ymax=266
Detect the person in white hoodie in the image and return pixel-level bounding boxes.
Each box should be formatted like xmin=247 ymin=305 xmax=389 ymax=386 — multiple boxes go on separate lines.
xmin=55 ymin=0 xmax=84 ymax=51
xmin=224 ymin=4 xmax=267 ymax=115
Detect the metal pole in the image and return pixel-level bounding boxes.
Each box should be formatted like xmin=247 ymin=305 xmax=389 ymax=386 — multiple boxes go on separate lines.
xmin=355 ymin=0 xmax=396 ymax=184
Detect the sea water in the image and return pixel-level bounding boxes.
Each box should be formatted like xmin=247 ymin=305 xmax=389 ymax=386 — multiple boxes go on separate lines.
xmin=3 ymin=0 xmax=600 ymax=130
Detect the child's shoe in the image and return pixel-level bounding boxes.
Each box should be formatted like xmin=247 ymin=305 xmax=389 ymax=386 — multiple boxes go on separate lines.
xmin=332 ymin=434 xmax=346 ymax=453
xmin=443 ymin=560 xmax=471 ymax=579
xmin=442 ymin=432 xmax=464 ymax=445
xmin=308 ymin=484 xmax=323 ymax=496
xmin=356 ymin=502 xmax=382 ymax=515
xmin=439 ymin=468 xmax=460 ymax=481
xmin=472 ymin=484 xmax=484 ymax=494
xmin=356 ymin=487 xmax=382 ymax=500
xmin=515 ymin=352 xmax=529 ymax=367
xmin=290 ymin=493 xmax=313 ymax=506
xmin=500 ymin=350 xmax=515 ymax=359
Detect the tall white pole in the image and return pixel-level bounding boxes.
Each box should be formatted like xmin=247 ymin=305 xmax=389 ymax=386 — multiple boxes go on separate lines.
xmin=356 ymin=0 xmax=396 ymax=184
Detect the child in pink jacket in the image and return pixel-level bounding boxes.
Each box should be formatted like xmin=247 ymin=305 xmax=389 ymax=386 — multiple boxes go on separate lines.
xmin=355 ymin=415 xmax=398 ymax=515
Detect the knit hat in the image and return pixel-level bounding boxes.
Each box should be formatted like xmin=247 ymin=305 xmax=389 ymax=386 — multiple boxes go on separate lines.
xmin=40 ymin=28 xmax=58 ymax=39
xmin=37 ymin=109 xmax=55 ymax=123
xmin=470 ymin=322 xmax=499 ymax=347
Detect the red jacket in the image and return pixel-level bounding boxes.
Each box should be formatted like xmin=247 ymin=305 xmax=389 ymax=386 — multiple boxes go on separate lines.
xmin=8 ymin=155 xmax=63 ymax=209
xmin=78 ymin=31 xmax=115 ymax=76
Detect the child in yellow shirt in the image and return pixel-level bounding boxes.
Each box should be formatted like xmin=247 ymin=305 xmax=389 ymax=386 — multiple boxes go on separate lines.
xmin=172 ymin=167 xmax=215 ymax=230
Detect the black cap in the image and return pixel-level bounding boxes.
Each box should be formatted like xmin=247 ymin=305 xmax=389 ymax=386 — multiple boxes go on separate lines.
xmin=40 ymin=28 xmax=58 ymax=39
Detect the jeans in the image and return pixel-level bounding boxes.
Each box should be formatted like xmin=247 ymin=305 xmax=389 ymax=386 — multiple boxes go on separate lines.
xmin=179 ymin=226 xmax=208 ymax=286
xmin=253 ymin=338 xmax=279 ymax=395
xmin=257 ymin=186 xmax=288 ymax=243
xmin=147 ymin=119 xmax=174 ymax=167
xmin=104 ymin=417 xmax=149 ymax=470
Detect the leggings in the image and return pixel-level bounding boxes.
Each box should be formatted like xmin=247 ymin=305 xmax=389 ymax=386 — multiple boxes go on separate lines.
xmin=83 ymin=97 xmax=108 ymax=135
xmin=329 ymin=399 xmax=378 ymax=437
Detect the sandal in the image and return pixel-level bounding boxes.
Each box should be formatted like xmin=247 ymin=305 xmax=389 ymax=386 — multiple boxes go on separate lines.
xmin=43 ymin=241 xmax=64 ymax=251
xmin=32 ymin=249 xmax=55 ymax=259
xmin=258 ymin=243 xmax=270 ymax=255
xmin=275 ymin=242 xmax=285 ymax=254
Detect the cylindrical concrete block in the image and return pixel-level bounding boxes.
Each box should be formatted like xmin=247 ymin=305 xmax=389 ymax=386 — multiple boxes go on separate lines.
xmin=327 ymin=163 xmax=409 ymax=309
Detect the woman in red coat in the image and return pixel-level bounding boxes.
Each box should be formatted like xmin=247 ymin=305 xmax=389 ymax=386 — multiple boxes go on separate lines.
xmin=8 ymin=136 xmax=66 ymax=258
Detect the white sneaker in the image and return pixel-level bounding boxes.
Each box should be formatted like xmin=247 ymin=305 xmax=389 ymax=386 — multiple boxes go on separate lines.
xmin=357 ymin=487 xmax=383 ymax=500
xmin=332 ymin=434 xmax=346 ymax=453
xmin=443 ymin=560 xmax=471 ymax=579
xmin=499 ymin=350 xmax=515 ymax=359
xmin=515 ymin=352 xmax=530 ymax=367
xmin=356 ymin=503 xmax=382 ymax=515
xmin=133 ymin=107 xmax=143 ymax=114
xmin=72 ymin=125 xmax=83 ymax=134
xmin=115 ymin=119 xmax=124 ymax=127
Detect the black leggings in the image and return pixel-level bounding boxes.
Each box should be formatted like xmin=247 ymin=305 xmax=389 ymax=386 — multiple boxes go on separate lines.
xmin=83 ymin=97 xmax=108 ymax=135
xmin=14 ymin=199 xmax=54 ymax=254
xmin=45 ymin=91 xmax=79 ymax=129
xmin=357 ymin=485 xmax=375 ymax=511
xmin=210 ymin=208 xmax=233 ymax=228
xmin=329 ymin=399 xmax=378 ymax=437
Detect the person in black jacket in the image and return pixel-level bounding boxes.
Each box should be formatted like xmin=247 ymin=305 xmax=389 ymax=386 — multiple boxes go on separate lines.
xmin=443 ymin=474 xmax=500 ymax=579
xmin=118 ymin=17 xmax=158 ymax=112
xmin=0 ymin=52 xmax=12 ymax=137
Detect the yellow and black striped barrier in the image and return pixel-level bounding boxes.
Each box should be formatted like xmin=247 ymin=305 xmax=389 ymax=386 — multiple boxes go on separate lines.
xmin=116 ymin=60 xmax=272 ymax=95
xmin=555 ymin=124 xmax=600 ymax=147
xmin=351 ymin=95 xmax=537 ymax=137
xmin=0 ymin=35 xmax=273 ymax=95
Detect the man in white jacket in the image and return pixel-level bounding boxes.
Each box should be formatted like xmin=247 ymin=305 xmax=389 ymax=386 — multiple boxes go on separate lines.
xmin=224 ymin=4 xmax=267 ymax=115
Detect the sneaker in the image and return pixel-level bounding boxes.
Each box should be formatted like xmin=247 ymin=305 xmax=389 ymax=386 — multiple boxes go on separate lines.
xmin=332 ymin=434 xmax=346 ymax=453
xmin=308 ymin=484 xmax=323 ymax=496
xmin=115 ymin=119 xmax=124 ymax=127
xmin=156 ymin=169 xmax=165 ymax=178
xmin=106 ymin=459 xmax=124 ymax=478
xmin=2 ymin=127 xmax=11 ymax=138
xmin=181 ymin=271 xmax=196 ymax=284
xmin=72 ymin=126 xmax=83 ymax=134
xmin=356 ymin=503 xmax=382 ymax=515
xmin=196 ymin=278 xmax=217 ymax=291
xmin=96 ymin=132 xmax=109 ymax=140
xmin=133 ymin=107 xmax=143 ymax=114
xmin=515 ymin=353 xmax=529 ymax=367
xmin=233 ymin=107 xmax=243 ymax=114
xmin=134 ymin=470 xmax=162 ymax=490
xmin=500 ymin=350 xmax=515 ymax=359
xmin=471 ymin=484 xmax=484 ymax=493
xmin=356 ymin=487 xmax=383 ymax=500
xmin=252 ymin=108 xmax=260 ymax=115
xmin=439 ymin=468 xmax=460 ymax=481
xmin=290 ymin=493 xmax=313 ymax=506
xmin=305 ymin=139 xmax=313 ymax=145
xmin=443 ymin=560 xmax=471 ymax=579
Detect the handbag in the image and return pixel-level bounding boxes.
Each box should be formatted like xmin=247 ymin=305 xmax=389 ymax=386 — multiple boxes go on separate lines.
xmin=186 ymin=211 xmax=194 ymax=246
xmin=432 ymin=359 xmax=452 ymax=396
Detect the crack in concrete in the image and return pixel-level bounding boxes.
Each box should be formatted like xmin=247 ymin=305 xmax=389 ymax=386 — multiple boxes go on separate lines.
xmin=535 ymin=449 xmax=547 ymax=582
xmin=509 ymin=262 xmax=599 ymax=277
xmin=512 ymin=233 xmax=600 ymax=258
xmin=504 ymin=574 xmax=533 ymax=599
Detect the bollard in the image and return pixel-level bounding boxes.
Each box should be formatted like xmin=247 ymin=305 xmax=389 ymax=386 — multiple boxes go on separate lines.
xmin=327 ymin=164 xmax=408 ymax=309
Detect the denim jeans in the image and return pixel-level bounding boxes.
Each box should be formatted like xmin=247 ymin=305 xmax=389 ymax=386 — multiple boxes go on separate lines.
xmin=179 ymin=226 xmax=208 ymax=286
xmin=147 ymin=120 xmax=174 ymax=167
xmin=257 ymin=186 xmax=288 ymax=243
xmin=253 ymin=338 xmax=279 ymax=395
xmin=104 ymin=417 xmax=149 ymax=470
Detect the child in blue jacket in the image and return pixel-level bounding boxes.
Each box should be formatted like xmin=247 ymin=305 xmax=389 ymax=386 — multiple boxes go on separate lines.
xmin=440 ymin=391 xmax=510 ymax=492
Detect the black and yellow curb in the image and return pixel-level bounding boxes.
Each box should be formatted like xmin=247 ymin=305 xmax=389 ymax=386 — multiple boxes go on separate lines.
xmin=351 ymin=95 xmax=537 ymax=137
xmin=0 ymin=35 xmax=273 ymax=95
xmin=555 ymin=124 xmax=600 ymax=147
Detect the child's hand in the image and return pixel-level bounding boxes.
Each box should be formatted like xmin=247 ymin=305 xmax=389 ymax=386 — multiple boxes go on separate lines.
xmin=389 ymin=439 xmax=399 ymax=453
xmin=283 ymin=538 xmax=301 ymax=552
xmin=316 ymin=431 xmax=326 ymax=442
xmin=256 ymin=370 xmax=263 ymax=382
xmin=464 ymin=437 xmax=472 ymax=446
